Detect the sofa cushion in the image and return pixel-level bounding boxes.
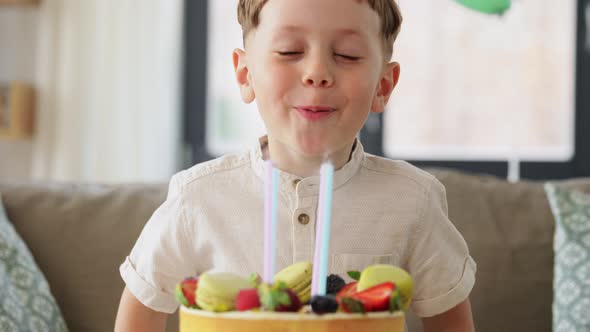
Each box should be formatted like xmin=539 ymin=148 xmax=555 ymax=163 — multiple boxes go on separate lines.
xmin=545 ymin=181 xmax=590 ymax=331
xmin=0 ymin=194 xmax=68 ymax=332
xmin=0 ymin=182 xmax=179 ymax=332
xmin=409 ymin=169 xmax=556 ymax=332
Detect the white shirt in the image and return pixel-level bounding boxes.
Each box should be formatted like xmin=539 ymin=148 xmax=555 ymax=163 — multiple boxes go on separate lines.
xmin=120 ymin=136 xmax=476 ymax=317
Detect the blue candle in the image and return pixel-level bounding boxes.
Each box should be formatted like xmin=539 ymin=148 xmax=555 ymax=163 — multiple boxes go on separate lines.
xmin=312 ymin=162 xmax=334 ymax=296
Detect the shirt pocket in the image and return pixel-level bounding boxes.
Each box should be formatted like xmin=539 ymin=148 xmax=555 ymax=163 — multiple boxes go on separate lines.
xmin=331 ymin=253 xmax=394 ymax=283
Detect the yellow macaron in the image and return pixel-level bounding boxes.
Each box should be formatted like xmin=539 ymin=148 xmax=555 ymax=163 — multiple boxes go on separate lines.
xmin=196 ymin=272 xmax=252 ymax=312
xmin=273 ymin=262 xmax=313 ymax=303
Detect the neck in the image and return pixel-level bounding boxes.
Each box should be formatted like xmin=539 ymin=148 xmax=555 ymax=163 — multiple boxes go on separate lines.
xmin=263 ymin=138 xmax=355 ymax=178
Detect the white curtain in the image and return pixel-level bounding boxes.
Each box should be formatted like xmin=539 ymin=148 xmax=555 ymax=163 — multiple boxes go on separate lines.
xmin=32 ymin=0 xmax=184 ymax=183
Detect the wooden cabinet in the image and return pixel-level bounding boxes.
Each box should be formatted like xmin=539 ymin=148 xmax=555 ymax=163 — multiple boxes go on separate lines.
xmin=0 ymin=1 xmax=39 ymax=138
xmin=0 ymin=82 xmax=34 ymax=139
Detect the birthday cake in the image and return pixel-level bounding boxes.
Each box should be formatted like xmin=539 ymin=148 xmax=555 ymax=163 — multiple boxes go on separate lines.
xmin=176 ymin=163 xmax=411 ymax=331
xmin=176 ymin=263 xmax=412 ymax=332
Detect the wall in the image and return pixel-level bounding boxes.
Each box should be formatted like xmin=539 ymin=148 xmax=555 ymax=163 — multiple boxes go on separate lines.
xmin=0 ymin=6 xmax=38 ymax=180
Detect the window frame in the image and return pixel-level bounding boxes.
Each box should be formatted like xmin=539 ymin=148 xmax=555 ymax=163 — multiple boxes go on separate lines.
xmin=182 ymin=0 xmax=213 ymax=163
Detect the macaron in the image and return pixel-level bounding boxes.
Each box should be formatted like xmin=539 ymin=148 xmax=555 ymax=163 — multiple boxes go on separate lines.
xmin=196 ymin=272 xmax=252 ymax=312
xmin=273 ymin=262 xmax=312 ymax=303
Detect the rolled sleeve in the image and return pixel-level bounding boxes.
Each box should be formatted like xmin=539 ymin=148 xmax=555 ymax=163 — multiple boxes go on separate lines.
xmin=119 ymin=173 xmax=196 ymax=313
xmin=120 ymin=257 xmax=179 ymax=313
xmin=411 ymin=256 xmax=476 ymax=317
xmin=407 ymin=177 xmax=477 ymax=318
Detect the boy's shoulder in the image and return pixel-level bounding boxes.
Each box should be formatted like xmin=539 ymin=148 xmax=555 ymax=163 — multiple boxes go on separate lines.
xmin=172 ymin=150 xmax=254 ymax=188
xmin=361 ymin=153 xmax=439 ymax=193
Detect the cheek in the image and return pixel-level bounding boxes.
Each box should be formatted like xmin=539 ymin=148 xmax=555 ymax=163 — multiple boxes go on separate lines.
xmin=254 ymin=63 xmax=297 ymax=101
xmin=344 ymin=71 xmax=378 ymax=105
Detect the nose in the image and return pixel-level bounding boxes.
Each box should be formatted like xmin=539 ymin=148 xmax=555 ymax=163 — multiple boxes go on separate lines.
xmin=302 ymin=54 xmax=335 ymax=88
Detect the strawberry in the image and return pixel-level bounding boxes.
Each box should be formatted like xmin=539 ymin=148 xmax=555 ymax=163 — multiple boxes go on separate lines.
xmin=259 ymin=282 xmax=303 ymax=312
xmin=340 ymin=282 xmax=395 ymax=312
xmin=339 ymin=297 xmax=365 ymax=313
xmin=389 ymin=288 xmax=403 ymax=313
xmin=276 ymin=288 xmax=302 ymax=312
xmin=175 ymin=277 xmax=199 ymax=308
xmin=236 ymin=288 xmax=261 ymax=311
xmin=335 ymin=281 xmax=358 ymax=301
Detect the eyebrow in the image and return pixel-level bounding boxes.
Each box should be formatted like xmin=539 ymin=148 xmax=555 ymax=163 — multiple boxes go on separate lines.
xmin=275 ymin=25 xmax=366 ymax=38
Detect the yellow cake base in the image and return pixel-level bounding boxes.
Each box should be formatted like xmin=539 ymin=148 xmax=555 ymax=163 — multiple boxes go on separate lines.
xmin=180 ymin=306 xmax=405 ymax=332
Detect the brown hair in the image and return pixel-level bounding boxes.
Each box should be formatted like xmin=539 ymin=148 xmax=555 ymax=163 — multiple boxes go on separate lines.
xmin=237 ymin=0 xmax=403 ymax=60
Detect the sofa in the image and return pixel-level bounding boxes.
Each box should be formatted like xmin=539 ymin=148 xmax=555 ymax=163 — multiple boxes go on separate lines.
xmin=0 ymin=169 xmax=578 ymax=331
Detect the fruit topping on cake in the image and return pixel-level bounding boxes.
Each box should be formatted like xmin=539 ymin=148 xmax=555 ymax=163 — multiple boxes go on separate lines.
xmin=175 ymin=263 xmax=413 ymax=315
xmin=175 ymin=277 xmax=199 ymax=309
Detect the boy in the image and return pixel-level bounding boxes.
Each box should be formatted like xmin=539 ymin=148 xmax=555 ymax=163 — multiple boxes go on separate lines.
xmin=115 ymin=0 xmax=476 ymax=331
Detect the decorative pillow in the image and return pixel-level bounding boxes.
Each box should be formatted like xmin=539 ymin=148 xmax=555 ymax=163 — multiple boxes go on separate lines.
xmin=545 ymin=183 xmax=590 ymax=332
xmin=0 ymin=194 xmax=68 ymax=332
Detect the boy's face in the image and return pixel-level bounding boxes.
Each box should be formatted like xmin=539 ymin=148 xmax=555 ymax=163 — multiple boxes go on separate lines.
xmin=234 ymin=0 xmax=400 ymax=158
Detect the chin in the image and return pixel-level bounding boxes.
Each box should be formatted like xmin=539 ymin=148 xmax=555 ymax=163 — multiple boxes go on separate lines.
xmin=294 ymin=137 xmax=332 ymax=158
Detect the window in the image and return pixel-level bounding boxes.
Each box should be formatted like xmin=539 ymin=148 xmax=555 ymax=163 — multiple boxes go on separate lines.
xmin=205 ymin=0 xmax=265 ymax=156
xmin=385 ymin=1 xmax=576 ymax=163
xmin=184 ymin=0 xmax=590 ymax=179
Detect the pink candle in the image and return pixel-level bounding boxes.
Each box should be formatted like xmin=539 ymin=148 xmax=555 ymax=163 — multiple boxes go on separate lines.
xmin=263 ymin=160 xmax=279 ymax=283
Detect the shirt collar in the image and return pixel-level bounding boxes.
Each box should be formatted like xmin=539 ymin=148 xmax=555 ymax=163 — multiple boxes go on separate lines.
xmin=250 ymin=135 xmax=364 ymax=195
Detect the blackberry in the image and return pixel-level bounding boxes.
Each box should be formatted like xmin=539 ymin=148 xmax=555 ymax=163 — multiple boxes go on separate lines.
xmin=311 ymin=295 xmax=339 ymax=314
xmin=326 ymin=274 xmax=346 ymax=295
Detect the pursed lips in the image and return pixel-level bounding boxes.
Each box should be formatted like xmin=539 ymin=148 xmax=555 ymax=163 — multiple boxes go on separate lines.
xmin=294 ymin=106 xmax=336 ymax=121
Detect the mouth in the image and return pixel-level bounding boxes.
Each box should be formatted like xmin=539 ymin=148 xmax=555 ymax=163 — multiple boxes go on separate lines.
xmin=294 ymin=105 xmax=336 ymax=121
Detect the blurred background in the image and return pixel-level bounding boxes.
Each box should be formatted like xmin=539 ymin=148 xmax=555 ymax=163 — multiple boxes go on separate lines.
xmin=1 ymin=0 xmax=589 ymax=183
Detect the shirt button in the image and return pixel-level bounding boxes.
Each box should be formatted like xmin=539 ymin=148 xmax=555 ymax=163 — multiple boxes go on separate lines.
xmin=292 ymin=179 xmax=301 ymax=188
xmin=298 ymin=213 xmax=310 ymax=225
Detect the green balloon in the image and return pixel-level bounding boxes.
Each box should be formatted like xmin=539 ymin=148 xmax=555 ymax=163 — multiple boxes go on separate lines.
xmin=454 ymin=0 xmax=511 ymax=15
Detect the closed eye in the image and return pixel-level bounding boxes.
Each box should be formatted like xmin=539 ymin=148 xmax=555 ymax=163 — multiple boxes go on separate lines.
xmin=277 ymin=51 xmax=303 ymax=56
xmin=335 ymin=53 xmax=361 ymax=61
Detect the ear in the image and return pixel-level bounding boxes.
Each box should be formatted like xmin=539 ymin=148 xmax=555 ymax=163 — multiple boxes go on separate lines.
xmin=233 ymin=48 xmax=256 ymax=103
xmin=371 ymin=62 xmax=400 ymax=114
